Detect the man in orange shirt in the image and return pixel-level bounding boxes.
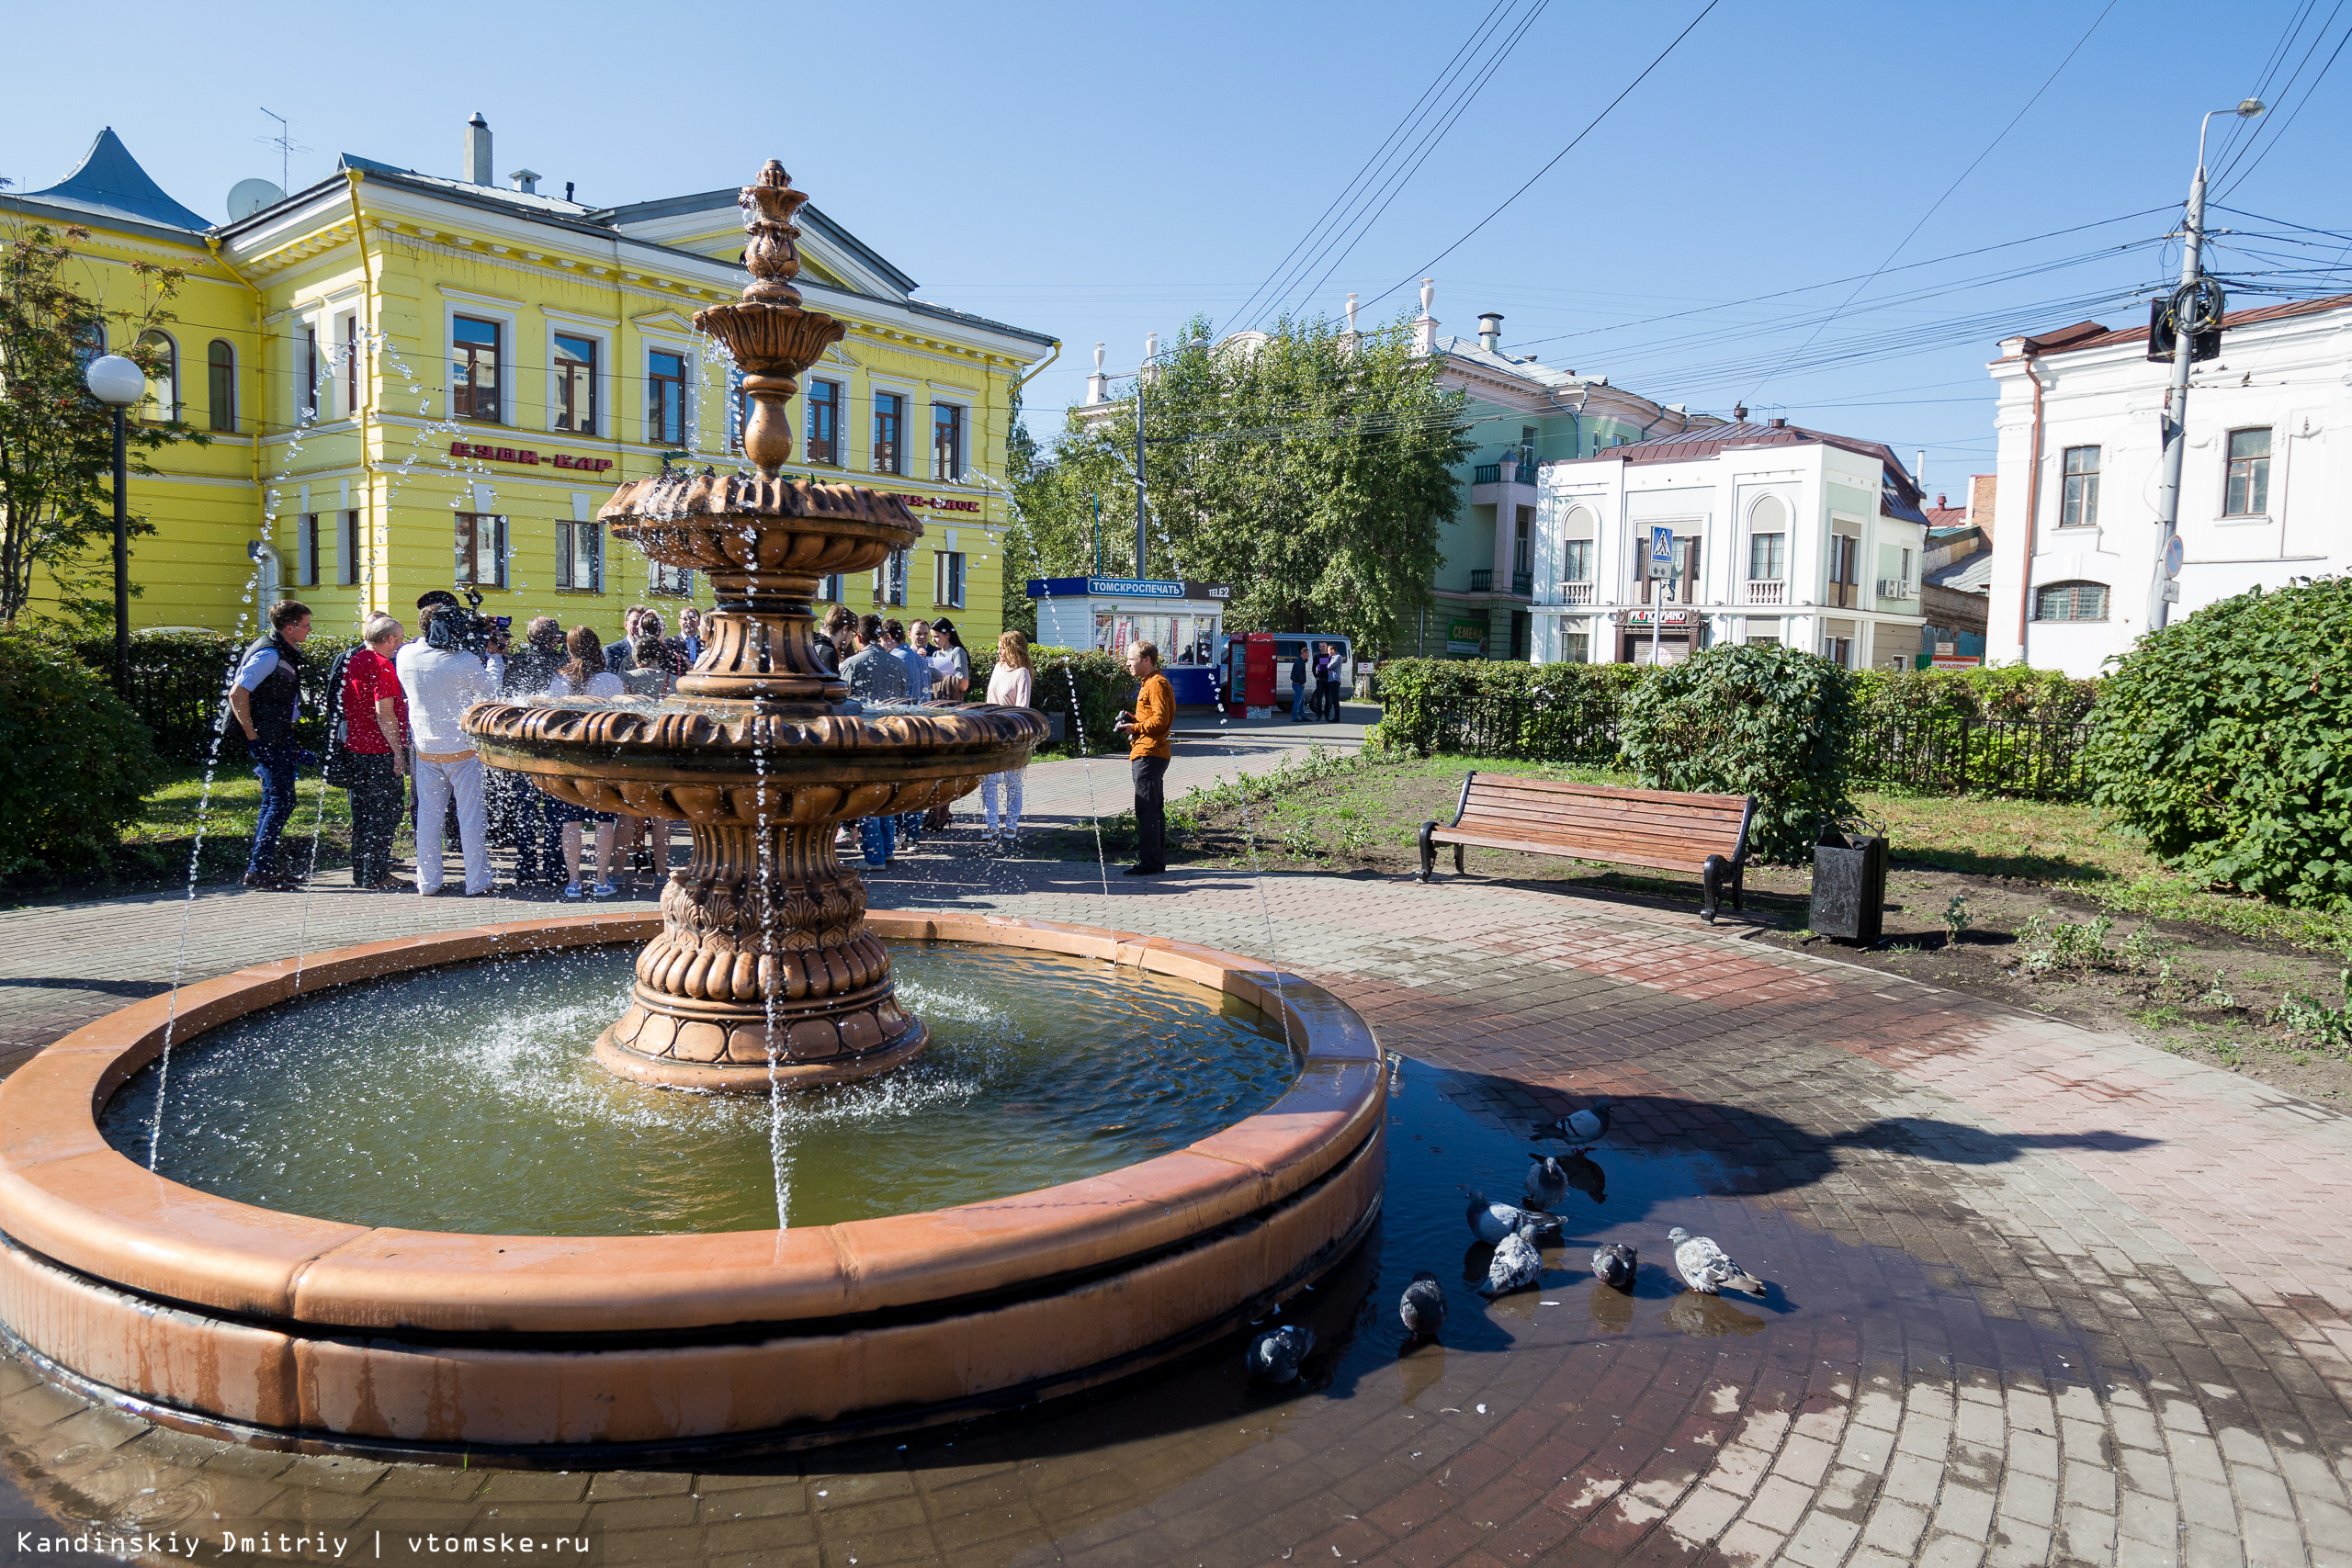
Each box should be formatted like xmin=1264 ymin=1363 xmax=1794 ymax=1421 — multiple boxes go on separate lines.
xmin=1114 ymin=641 xmax=1174 ymax=875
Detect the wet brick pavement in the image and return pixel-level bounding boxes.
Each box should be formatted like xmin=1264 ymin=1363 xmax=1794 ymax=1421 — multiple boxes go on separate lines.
xmin=1 ymin=822 xmax=2348 ymax=1567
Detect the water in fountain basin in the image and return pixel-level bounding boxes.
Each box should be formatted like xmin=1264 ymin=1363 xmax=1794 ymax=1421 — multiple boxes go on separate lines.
xmin=101 ymin=942 xmax=1295 ymax=1237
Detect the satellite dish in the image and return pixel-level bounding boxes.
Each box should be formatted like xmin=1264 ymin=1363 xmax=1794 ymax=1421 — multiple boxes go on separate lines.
xmin=227 ymin=178 xmax=286 ymax=220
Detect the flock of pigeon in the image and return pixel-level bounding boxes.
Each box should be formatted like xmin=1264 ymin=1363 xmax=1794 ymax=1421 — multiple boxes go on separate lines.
xmin=1245 ymin=1099 xmax=1770 ymax=1384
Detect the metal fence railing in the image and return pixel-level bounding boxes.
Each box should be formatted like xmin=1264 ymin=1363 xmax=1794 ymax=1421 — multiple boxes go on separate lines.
xmin=1419 ymin=695 xmax=2094 ymax=801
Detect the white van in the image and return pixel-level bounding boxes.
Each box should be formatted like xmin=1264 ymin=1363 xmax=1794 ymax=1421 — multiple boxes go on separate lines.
xmin=1220 ymin=634 xmax=1353 ymax=707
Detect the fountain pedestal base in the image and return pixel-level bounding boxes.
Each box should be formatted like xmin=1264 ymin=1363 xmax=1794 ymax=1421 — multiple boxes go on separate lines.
xmin=597 ymin=819 xmax=928 ymax=1090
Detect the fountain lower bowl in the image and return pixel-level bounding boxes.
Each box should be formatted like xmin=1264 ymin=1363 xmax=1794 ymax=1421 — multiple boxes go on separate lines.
xmin=0 ymin=913 xmax=1384 ymax=1461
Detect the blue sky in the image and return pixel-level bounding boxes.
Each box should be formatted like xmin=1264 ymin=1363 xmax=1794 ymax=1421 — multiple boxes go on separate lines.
xmin=8 ymin=0 xmax=2346 ymax=492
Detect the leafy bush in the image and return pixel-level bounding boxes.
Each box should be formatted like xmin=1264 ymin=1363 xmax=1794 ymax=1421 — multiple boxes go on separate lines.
xmin=1617 ymin=642 xmax=1857 ymax=863
xmin=49 ymin=628 xmax=359 ymax=763
xmin=1850 ymin=664 xmax=2098 ymax=723
xmin=1373 ymin=658 xmax=1638 ymax=759
xmin=2086 ymin=575 xmax=2352 ymax=911
xmin=0 ymin=635 xmax=166 ymax=877
xmin=970 ymin=644 xmax=1136 ymax=756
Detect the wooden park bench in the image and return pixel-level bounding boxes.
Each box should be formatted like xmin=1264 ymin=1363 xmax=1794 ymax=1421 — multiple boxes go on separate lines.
xmin=1418 ymin=773 xmax=1757 ymax=922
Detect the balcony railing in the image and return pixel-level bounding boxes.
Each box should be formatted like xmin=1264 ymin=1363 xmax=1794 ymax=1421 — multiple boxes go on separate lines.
xmin=1512 ymin=569 xmax=1532 ymax=596
xmin=1470 ymin=457 xmax=1533 ymax=487
xmin=1745 ymin=579 xmax=1786 ymax=606
xmin=1469 ymin=569 xmax=1491 ymax=592
xmin=1473 ymin=464 xmax=1500 ymax=485
xmin=1559 ymin=581 xmax=1594 ymax=605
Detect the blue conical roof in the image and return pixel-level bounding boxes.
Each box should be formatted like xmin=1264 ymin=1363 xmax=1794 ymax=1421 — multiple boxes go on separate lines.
xmin=27 ymin=128 xmax=211 ymax=231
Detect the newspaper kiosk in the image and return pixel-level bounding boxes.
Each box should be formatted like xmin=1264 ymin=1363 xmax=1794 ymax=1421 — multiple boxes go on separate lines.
xmin=1025 ymin=576 xmax=1232 ymax=705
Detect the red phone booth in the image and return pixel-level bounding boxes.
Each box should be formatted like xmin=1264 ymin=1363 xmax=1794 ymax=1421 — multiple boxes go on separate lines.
xmin=1242 ymin=632 xmax=1276 ymax=714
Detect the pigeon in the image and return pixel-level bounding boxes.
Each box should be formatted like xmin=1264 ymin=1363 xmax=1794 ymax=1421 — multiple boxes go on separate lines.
xmin=1668 ymin=1227 xmax=1766 ymax=1296
xmin=1399 ymin=1271 xmax=1447 ymax=1339
xmin=1479 ymin=1230 xmax=1543 ymax=1298
xmin=1591 ymin=1241 xmax=1637 ymax=1291
xmin=1466 ymin=1191 xmax=1561 ymax=1245
xmin=1538 ymin=1101 xmax=1613 ymax=1149
xmin=1244 ymin=1323 xmax=1316 ymax=1383
xmin=1524 ymin=1153 xmax=1570 ymax=1211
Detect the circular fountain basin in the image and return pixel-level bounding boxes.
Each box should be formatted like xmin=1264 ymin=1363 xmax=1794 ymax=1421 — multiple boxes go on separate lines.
xmin=0 ymin=913 xmax=1384 ymax=1460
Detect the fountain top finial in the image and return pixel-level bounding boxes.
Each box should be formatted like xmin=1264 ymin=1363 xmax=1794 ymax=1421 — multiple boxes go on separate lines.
xmin=736 ymin=160 xmax=812 ymax=306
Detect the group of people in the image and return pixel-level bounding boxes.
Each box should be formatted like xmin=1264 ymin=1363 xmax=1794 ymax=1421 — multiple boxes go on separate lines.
xmin=232 ymin=593 xmax=1041 ymax=896
xmin=1287 ymin=641 xmax=1348 ymax=723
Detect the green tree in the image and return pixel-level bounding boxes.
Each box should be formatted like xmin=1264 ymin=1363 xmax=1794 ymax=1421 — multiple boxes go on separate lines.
xmin=0 ymin=216 xmax=205 ymax=629
xmin=1017 ymin=311 xmax=1468 ymax=653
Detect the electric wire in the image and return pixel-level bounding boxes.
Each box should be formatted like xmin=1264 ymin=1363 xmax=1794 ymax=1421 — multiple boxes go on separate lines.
xmin=1740 ymin=0 xmax=2122 ymax=405
xmin=2214 ymin=12 xmax=2352 ymax=198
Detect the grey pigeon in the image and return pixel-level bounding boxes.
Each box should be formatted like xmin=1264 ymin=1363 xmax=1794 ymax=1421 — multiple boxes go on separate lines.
xmin=1539 ymin=1101 xmax=1613 ymax=1149
xmin=1668 ymin=1226 xmax=1766 ymax=1296
xmin=1479 ymin=1230 xmax=1543 ymax=1298
xmin=1524 ymin=1153 xmax=1569 ymax=1211
xmin=1399 ymin=1271 xmax=1447 ymax=1339
xmin=1591 ymin=1241 xmax=1637 ymax=1291
xmin=1466 ymin=1191 xmax=1560 ymax=1245
xmin=1244 ymin=1323 xmax=1316 ymax=1383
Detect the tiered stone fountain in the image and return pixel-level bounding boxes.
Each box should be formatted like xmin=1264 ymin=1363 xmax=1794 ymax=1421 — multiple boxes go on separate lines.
xmin=466 ymin=160 xmax=1045 ymax=1089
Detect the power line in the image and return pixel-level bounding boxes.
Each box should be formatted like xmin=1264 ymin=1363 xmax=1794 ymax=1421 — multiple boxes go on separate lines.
xmin=1358 ymin=0 xmax=1723 ymax=314
xmin=1740 ymin=0 xmax=2122 ymax=405
xmin=1225 ymin=0 xmax=1532 ymax=334
xmin=2217 ymin=13 xmax=2352 ymax=198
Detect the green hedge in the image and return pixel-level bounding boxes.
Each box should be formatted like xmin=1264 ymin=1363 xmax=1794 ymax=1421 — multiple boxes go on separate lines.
xmin=1850 ymin=664 xmax=2098 ymax=723
xmin=1372 ymin=659 xmax=1640 ymax=757
xmin=967 ymin=645 xmax=1137 ymax=756
xmin=1619 ymin=643 xmax=1858 ymax=864
xmin=2086 ymin=575 xmax=2352 ymax=911
xmin=0 ymin=636 xmax=167 ymax=877
xmin=49 ymin=629 xmax=361 ymax=764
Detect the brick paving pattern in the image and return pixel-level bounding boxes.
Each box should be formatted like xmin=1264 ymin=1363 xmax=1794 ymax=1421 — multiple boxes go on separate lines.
xmin=2 ymin=815 xmax=2348 ymax=1566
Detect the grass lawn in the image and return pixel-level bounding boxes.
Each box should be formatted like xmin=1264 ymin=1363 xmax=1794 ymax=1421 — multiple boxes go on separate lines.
xmin=6 ymin=763 xmax=361 ymax=903
xmin=1112 ymin=746 xmax=2352 ymax=1099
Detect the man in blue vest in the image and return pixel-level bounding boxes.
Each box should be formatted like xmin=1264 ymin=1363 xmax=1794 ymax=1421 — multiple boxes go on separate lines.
xmin=230 ymin=600 xmax=314 ymax=890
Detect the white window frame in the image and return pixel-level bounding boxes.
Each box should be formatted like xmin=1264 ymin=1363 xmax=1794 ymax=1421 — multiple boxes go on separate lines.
xmin=338 ymin=510 xmax=362 ymax=587
xmin=869 ymin=378 xmax=920 ymax=477
xmin=641 ymin=333 xmax=698 ymax=450
xmin=933 ymin=549 xmax=967 ymax=609
xmin=455 ymin=512 xmax=509 ymax=590
xmin=929 ymin=396 xmax=972 ymax=483
xmin=441 ymin=294 xmax=521 ymax=429
xmin=542 ymin=313 xmax=615 ymax=439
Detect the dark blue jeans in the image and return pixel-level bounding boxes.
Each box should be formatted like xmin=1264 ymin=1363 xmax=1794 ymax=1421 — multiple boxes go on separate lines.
xmin=247 ymin=745 xmax=300 ymax=877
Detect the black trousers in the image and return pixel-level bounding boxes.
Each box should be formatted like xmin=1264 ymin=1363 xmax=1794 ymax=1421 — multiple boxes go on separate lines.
xmin=1131 ymin=755 xmax=1169 ymax=871
xmin=345 ymin=750 xmax=404 ymax=886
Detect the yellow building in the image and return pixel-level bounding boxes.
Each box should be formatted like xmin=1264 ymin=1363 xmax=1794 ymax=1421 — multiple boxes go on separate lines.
xmin=1 ymin=120 xmax=1058 ymax=645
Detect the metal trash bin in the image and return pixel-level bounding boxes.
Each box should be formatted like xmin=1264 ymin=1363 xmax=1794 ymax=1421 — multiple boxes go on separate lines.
xmin=1811 ymin=818 xmax=1888 ymax=944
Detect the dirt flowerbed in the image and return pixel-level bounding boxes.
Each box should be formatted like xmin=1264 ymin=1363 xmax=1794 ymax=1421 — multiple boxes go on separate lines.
xmin=1113 ymin=748 xmax=2352 ymax=1101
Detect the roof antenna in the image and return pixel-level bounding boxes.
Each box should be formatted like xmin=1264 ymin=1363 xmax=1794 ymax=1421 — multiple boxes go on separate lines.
xmin=256 ymin=108 xmax=307 ymax=194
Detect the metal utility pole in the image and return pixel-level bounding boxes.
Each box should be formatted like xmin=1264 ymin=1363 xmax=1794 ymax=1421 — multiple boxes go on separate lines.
xmin=1091 ymin=492 xmax=1102 ymax=575
xmin=2150 ymin=98 xmax=2263 ymax=631
xmin=1133 ymin=377 xmax=1148 ymax=580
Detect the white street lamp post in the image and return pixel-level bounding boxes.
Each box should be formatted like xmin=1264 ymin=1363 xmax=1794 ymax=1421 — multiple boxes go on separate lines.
xmin=83 ymin=353 xmax=145 ymax=694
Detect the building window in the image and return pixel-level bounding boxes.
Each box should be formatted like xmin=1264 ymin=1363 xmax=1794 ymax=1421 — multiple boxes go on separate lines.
xmin=1562 ymin=539 xmax=1594 ymax=582
xmin=931 ymin=401 xmax=963 ymax=481
xmin=874 ymin=548 xmax=910 ymax=606
xmin=207 ymin=340 xmax=236 ymax=433
xmin=933 ymin=550 xmax=966 ymax=608
xmin=455 ymin=512 xmax=507 ymax=589
xmin=304 ymin=323 xmax=320 ymax=418
xmin=297 ymin=513 xmax=319 ymax=587
xmin=134 ymin=330 xmax=176 ymax=423
xmin=452 ymin=316 xmax=501 ymax=423
xmin=72 ymin=320 xmax=104 ymax=372
xmin=1561 ymin=630 xmax=1589 ymax=662
xmin=1827 ymin=531 xmax=1860 ymax=607
xmin=648 ymin=349 xmax=687 ymax=446
xmin=817 ymin=573 xmax=845 ymax=603
xmin=557 ymin=521 xmax=602 ymax=592
xmin=726 ymin=365 xmax=746 ymax=453
xmin=1746 ymin=619 xmax=1781 ymax=647
xmin=338 ymin=312 xmax=359 ymax=419
xmin=553 ymin=333 xmax=597 ymax=434
xmin=1513 ymin=507 xmax=1533 ymax=578
xmin=338 ymin=511 xmax=361 ymax=587
xmin=1747 ymin=531 xmax=1786 ymax=581
xmin=874 ymin=392 xmax=905 ymax=475
xmin=2034 ymin=581 xmax=2109 ymax=621
xmin=806 ymin=379 xmax=841 ymax=465
xmin=2061 ymin=445 xmax=2099 ymax=527
xmin=650 ymin=561 xmax=692 ymax=596
xmin=2224 ymin=428 xmax=2271 ymax=516
xmin=1823 ymin=634 xmax=1853 ymax=668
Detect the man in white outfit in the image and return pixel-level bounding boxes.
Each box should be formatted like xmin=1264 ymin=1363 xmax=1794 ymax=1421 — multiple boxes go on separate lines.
xmin=395 ymin=604 xmax=497 ymax=896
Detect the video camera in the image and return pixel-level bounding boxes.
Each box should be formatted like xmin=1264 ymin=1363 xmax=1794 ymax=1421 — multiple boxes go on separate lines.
xmin=424 ymin=597 xmax=511 ymax=658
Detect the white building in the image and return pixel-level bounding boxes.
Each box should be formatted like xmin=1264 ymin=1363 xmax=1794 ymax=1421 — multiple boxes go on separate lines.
xmin=1985 ymin=293 xmax=2352 ymax=675
xmin=1532 ymin=417 xmax=1931 ymax=667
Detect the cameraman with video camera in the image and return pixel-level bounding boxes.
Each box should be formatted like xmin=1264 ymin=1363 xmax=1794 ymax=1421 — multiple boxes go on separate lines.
xmin=396 ymin=598 xmax=498 ymax=897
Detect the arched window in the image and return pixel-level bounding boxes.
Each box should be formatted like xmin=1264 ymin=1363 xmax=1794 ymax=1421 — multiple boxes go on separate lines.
xmin=1747 ymin=496 xmax=1788 ymax=581
xmin=2034 ymin=581 xmax=2109 ymax=622
xmin=1559 ymin=505 xmax=1596 ymax=585
xmin=136 ymin=331 xmax=177 ymax=423
xmin=208 ymin=341 xmax=237 ymax=433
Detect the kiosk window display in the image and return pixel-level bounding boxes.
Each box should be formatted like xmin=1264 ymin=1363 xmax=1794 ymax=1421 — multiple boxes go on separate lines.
xmin=1025 ymin=576 xmax=1232 ymax=704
